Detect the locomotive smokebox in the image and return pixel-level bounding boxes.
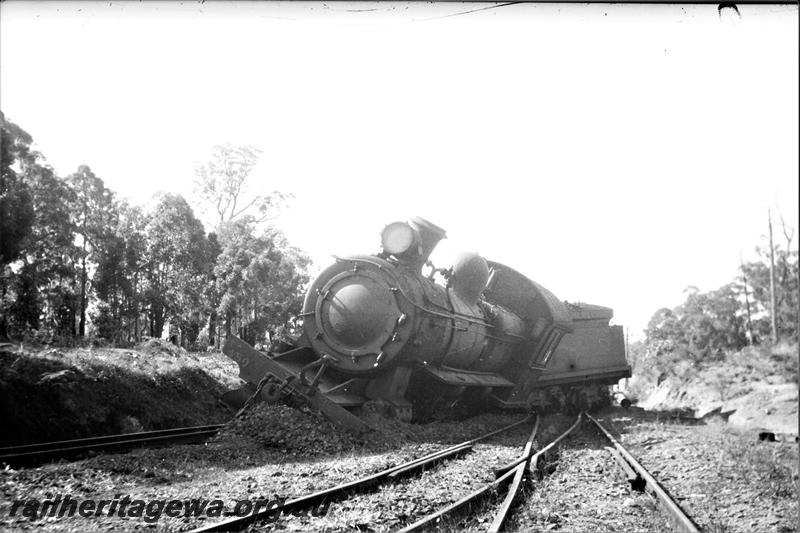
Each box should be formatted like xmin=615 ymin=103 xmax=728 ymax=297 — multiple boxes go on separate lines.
xmin=302 ymin=256 xmax=414 ymax=374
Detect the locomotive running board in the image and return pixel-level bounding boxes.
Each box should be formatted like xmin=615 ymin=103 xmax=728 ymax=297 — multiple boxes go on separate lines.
xmin=536 ymin=365 xmax=632 ymax=386
xmin=419 ymin=366 xmax=515 ymax=388
xmin=223 ymin=336 xmax=370 ymax=435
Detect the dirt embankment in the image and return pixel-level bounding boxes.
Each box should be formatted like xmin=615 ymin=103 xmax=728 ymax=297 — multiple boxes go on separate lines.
xmin=0 ymin=340 xmax=240 ymax=446
xmin=637 ymin=343 xmax=798 ymax=436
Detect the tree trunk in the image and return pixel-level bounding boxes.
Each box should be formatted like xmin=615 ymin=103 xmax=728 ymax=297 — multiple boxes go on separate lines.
xmin=133 ymin=271 xmax=139 ymax=342
xmin=740 ymin=253 xmax=754 ymax=345
xmin=79 ymin=254 xmax=87 ymax=337
xmin=208 ymin=311 xmax=217 ymax=346
xmin=768 ymin=211 xmax=778 ymax=344
xmin=0 ymin=274 xmax=8 ymax=342
xmin=153 ymin=308 xmax=165 ymax=338
xmin=224 ymin=309 xmax=232 ymax=338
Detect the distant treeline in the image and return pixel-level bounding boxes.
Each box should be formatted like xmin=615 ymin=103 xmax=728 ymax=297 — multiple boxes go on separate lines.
xmin=643 ymin=229 xmax=798 ymax=357
xmin=1 ymin=111 xmax=310 ymax=348
xmin=628 ymin=214 xmax=798 ymax=388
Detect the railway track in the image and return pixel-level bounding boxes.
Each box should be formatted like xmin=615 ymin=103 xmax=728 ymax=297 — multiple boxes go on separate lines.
xmin=0 ymin=424 xmax=224 ymax=466
xmin=189 ymin=415 xmax=537 ymax=532
xmin=586 ymin=412 xmax=701 ymax=533
xmin=1 ymin=410 xmax=704 ymax=531
xmin=188 ymin=411 xmax=700 ymax=532
xmin=404 ymin=412 xmax=700 ymax=532
xmin=400 ymin=413 xmax=583 ymax=532
xmin=189 ymin=413 xmax=590 ymax=533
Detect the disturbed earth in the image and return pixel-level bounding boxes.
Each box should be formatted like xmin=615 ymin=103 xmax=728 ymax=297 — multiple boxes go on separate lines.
xmin=0 ymin=341 xmax=238 ymax=446
xmin=1 ymin=401 xmax=797 ymax=533
xmin=1 ymin=343 xmax=797 ymax=532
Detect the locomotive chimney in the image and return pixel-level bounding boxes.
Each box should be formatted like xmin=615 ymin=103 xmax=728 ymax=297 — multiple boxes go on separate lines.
xmin=408 ymin=217 xmax=447 ymax=270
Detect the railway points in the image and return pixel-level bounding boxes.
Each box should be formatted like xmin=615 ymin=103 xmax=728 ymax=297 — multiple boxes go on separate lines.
xmin=189 ymin=416 xmax=533 ymax=532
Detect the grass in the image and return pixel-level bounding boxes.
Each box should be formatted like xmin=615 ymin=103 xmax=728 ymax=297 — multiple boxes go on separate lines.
xmin=727 ymin=437 xmax=799 ymax=499
xmin=699 ymin=424 xmax=799 ymax=531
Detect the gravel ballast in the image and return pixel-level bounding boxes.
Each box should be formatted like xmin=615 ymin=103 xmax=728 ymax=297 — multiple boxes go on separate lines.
xmin=1 ymin=404 xmax=796 ymax=532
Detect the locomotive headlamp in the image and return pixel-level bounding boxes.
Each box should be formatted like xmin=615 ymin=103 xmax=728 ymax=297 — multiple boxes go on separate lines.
xmin=380 ymin=221 xmax=418 ymax=256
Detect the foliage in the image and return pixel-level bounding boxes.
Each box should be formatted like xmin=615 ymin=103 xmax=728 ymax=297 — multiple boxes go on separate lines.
xmin=1 ymin=113 xmax=74 ymax=339
xmin=0 ymin=112 xmax=35 ymax=267
xmin=142 ymin=193 xmax=218 ymax=341
xmin=646 ymin=284 xmax=749 ymax=362
xmin=214 ymin=218 xmax=310 ymax=345
xmin=738 ymin=244 xmax=799 ymax=342
xmin=646 ymin=236 xmax=797 ymax=357
xmin=633 ymin=232 xmax=799 ymax=400
xmin=66 ymin=165 xmax=117 ymax=336
xmin=192 ymin=143 xmax=288 ymax=230
xmin=1 ymin=115 xmax=309 ymax=350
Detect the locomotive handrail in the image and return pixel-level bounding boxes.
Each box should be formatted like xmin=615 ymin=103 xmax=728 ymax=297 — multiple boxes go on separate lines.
xmin=334 ymin=255 xmax=501 ymax=328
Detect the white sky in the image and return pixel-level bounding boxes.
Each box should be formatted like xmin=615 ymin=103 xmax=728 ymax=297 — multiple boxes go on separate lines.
xmin=1 ymin=2 xmax=798 ymax=339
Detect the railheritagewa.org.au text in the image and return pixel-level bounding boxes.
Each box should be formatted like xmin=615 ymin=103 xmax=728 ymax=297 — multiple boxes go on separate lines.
xmin=7 ymin=494 xmax=327 ymax=523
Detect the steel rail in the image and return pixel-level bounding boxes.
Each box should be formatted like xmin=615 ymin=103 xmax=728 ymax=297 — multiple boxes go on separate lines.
xmin=190 ymin=416 xmax=532 ymax=532
xmin=604 ymin=446 xmax=646 ymax=492
xmin=487 ymin=415 xmax=540 ymax=533
xmin=493 ymin=412 xmax=583 ymax=478
xmin=585 ymin=413 xmax=700 ymax=533
xmin=0 ymin=424 xmax=224 ymax=465
xmin=401 ymin=414 xmax=586 ymax=533
xmin=398 ymin=464 xmax=518 ymax=533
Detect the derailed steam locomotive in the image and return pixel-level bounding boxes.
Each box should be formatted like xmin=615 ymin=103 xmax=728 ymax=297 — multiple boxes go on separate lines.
xmin=223 ymin=217 xmax=630 ymax=430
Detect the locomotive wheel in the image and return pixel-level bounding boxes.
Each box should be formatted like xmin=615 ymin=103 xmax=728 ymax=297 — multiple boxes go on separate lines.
xmin=362 ymin=399 xmax=413 ymax=422
xmin=260 ymin=382 xmax=283 ymax=403
xmin=391 ymin=404 xmax=413 ymax=423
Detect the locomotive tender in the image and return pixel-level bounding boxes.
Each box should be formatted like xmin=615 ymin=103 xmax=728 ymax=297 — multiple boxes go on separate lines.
xmin=223 ymin=217 xmax=631 ymax=428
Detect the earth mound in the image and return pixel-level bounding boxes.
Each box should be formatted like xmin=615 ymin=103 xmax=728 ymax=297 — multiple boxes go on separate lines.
xmin=637 ymin=343 xmax=798 ymax=435
xmin=0 ymin=343 xmax=239 ymax=446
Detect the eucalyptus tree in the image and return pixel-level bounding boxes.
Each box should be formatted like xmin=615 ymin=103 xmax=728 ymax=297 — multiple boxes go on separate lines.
xmin=192 ymin=144 xmax=288 ymax=230
xmin=739 ymin=242 xmax=799 ymax=343
xmin=214 ymin=218 xmax=310 ymax=345
xmin=0 ymin=112 xmax=35 ymax=267
xmin=17 ymin=164 xmax=77 ymax=336
xmin=0 ymin=113 xmax=35 ymax=338
xmin=66 ymin=165 xmax=116 ymax=337
xmin=93 ymin=202 xmax=149 ymax=343
xmin=142 ymin=193 xmax=218 ymax=343
xmin=1 ymin=113 xmax=78 ymax=339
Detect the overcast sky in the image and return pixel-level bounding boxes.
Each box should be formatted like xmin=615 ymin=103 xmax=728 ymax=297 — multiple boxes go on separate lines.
xmin=1 ymin=1 xmax=798 ymax=339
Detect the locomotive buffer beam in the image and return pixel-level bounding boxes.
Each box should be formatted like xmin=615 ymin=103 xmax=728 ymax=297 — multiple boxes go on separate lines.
xmin=223 ymin=336 xmax=370 ymax=435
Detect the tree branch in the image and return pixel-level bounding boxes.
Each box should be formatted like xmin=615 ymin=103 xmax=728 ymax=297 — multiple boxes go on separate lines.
xmin=230 ymin=196 xmax=260 ymax=220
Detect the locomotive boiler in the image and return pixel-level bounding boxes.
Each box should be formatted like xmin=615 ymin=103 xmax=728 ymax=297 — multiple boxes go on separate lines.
xmin=222 ymin=217 xmax=630 ymax=430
